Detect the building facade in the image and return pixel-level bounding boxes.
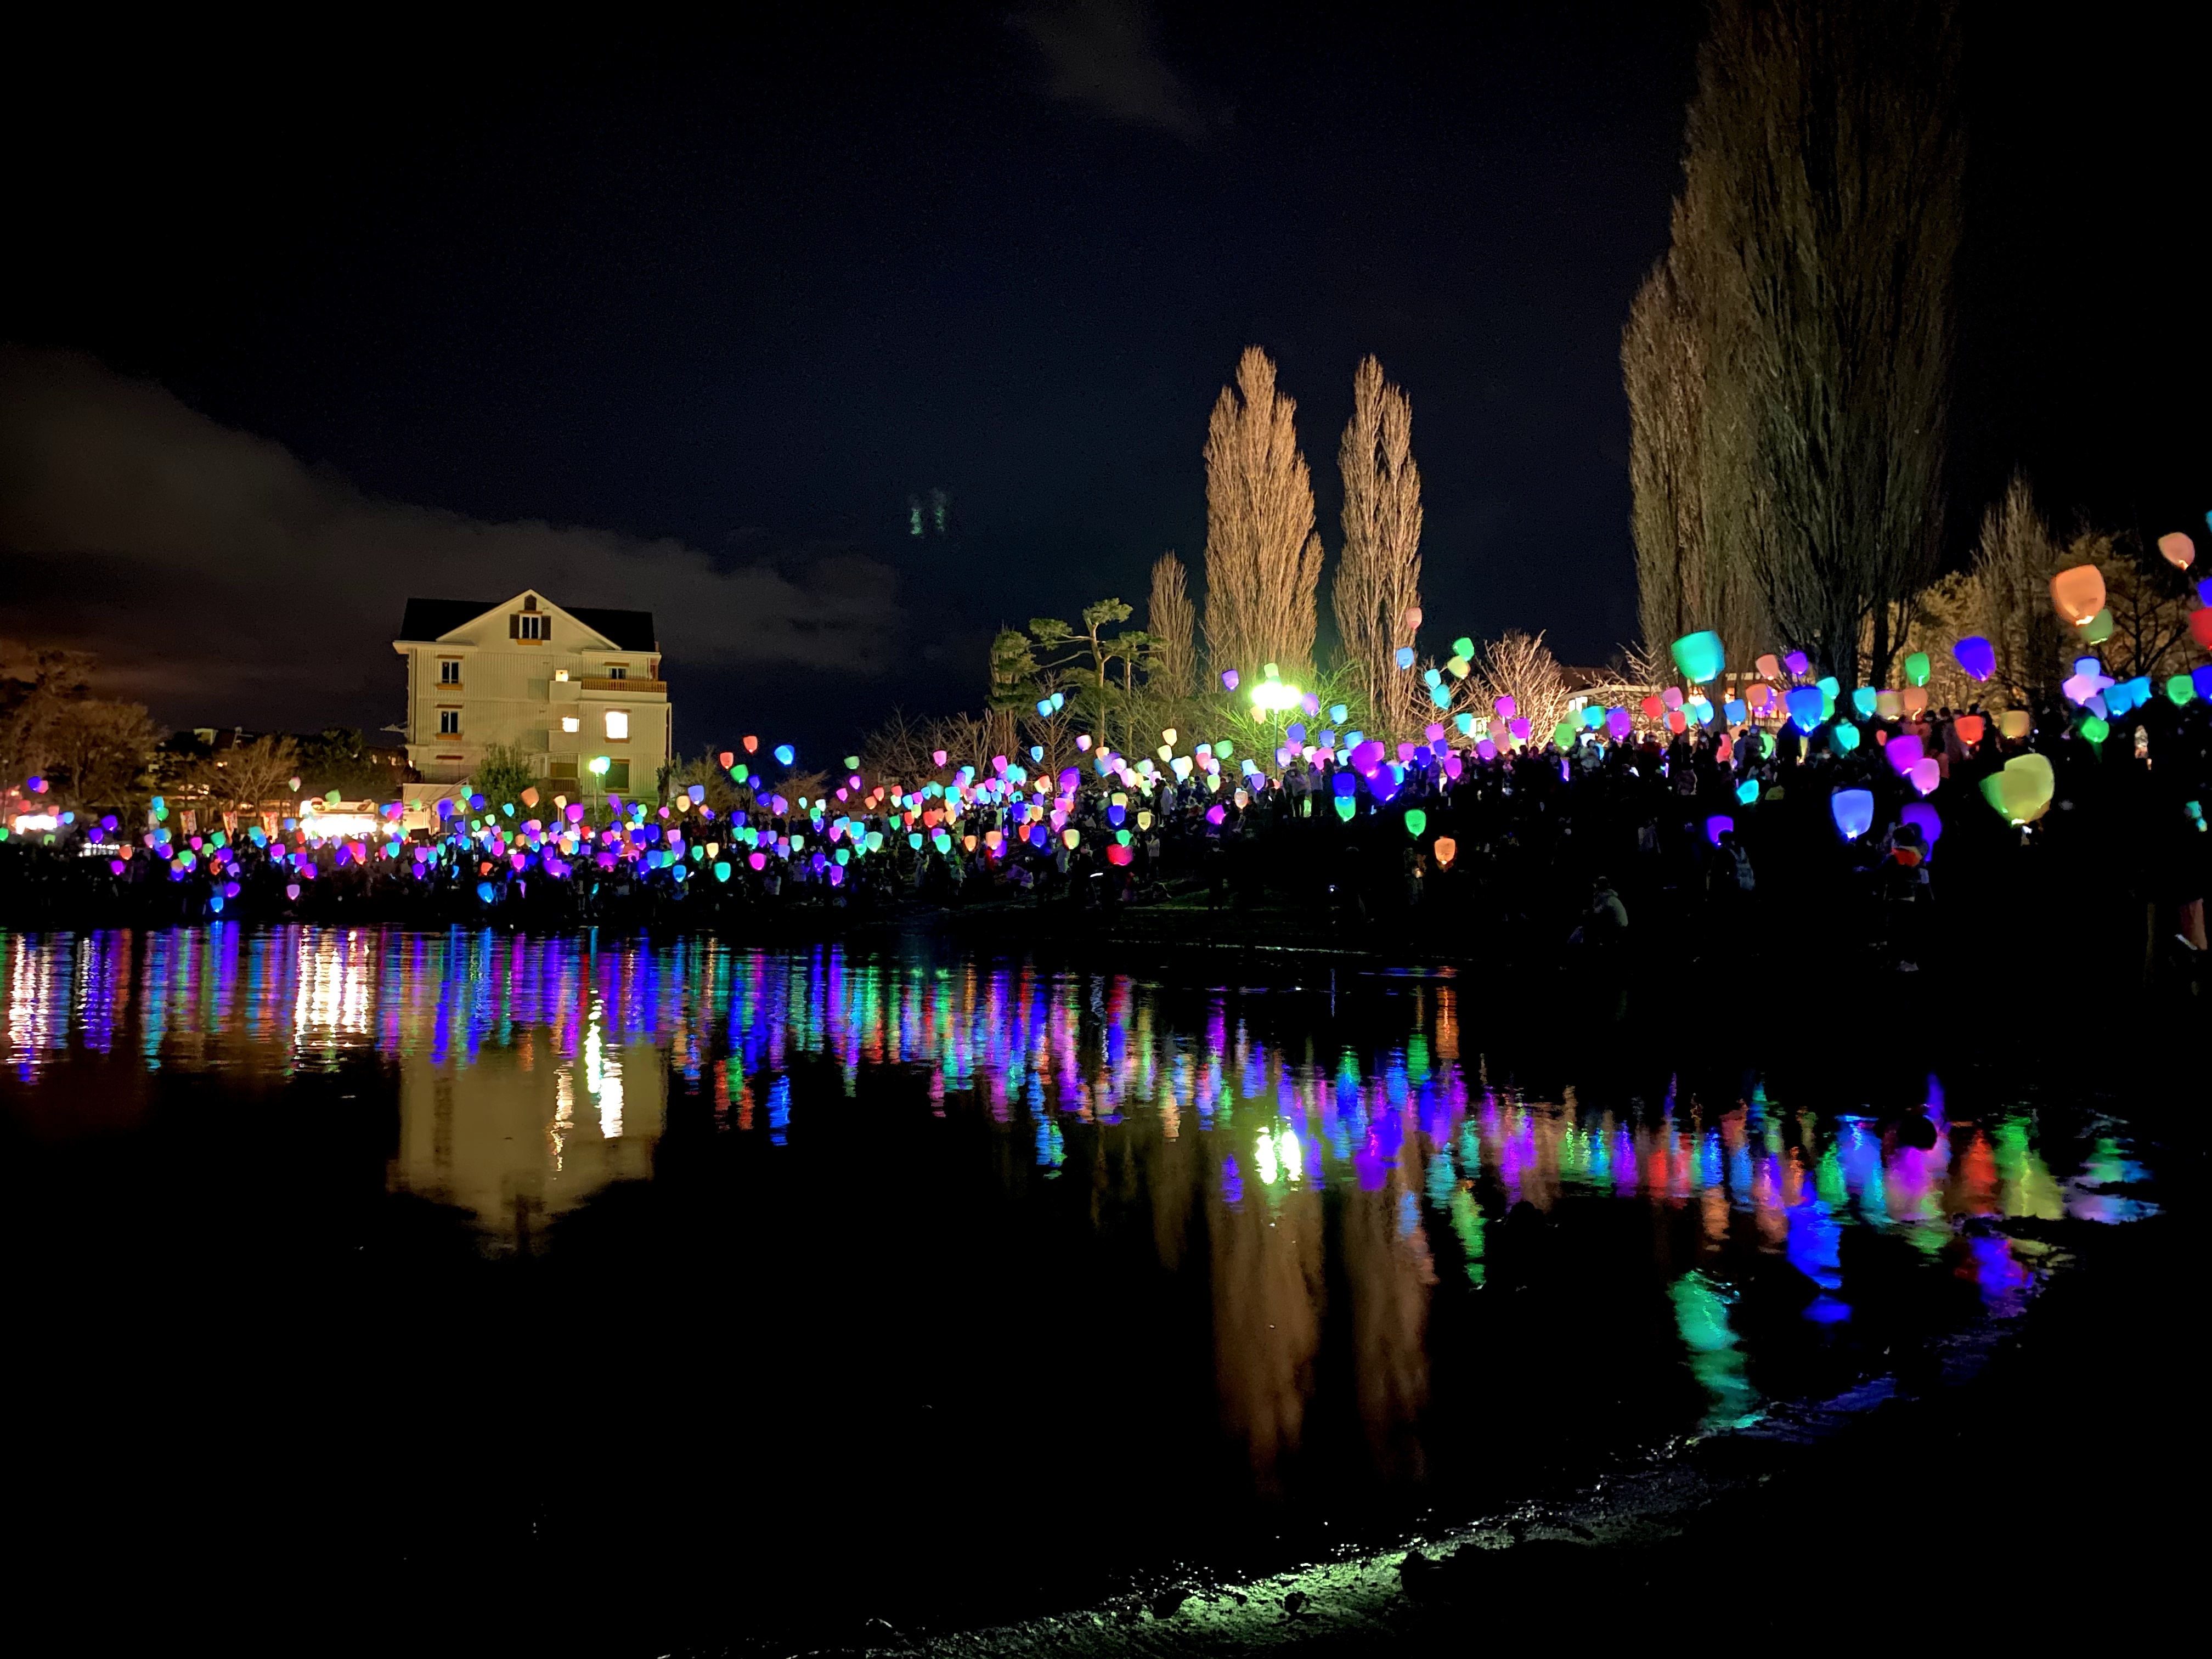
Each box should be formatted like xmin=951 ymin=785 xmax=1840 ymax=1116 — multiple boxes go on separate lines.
xmin=393 ymin=592 xmax=670 ymax=793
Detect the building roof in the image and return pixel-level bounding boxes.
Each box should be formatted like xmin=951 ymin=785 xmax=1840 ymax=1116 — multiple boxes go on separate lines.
xmin=397 ymin=597 xmax=658 ymax=652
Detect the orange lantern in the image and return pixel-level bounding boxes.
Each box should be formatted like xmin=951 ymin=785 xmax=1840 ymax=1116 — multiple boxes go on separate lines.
xmin=1756 ymin=653 xmax=1781 ymax=680
xmin=1954 ymin=714 xmax=1985 ymax=747
xmin=1432 ymin=836 xmax=1457 ymax=868
xmin=1746 ymin=682 xmax=1771 ymax=709
xmin=2193 ymin=608 xmax=2212 ymax=652
xmin=2159 ymin=532 xmax=2195 ymax=571
xmin=1901 ymin=687 xmax=1929 ymax=715
xmin=743 ymin=735 xmax=759 ymax=754
xmin=2050 ymin=565 xmax=2105 ymax=627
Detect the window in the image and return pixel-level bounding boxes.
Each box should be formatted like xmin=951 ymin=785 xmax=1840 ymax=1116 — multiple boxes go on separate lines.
xmin=438 ymin=658 xmax=461 ymax=684
xmin=604 ymin=710 xmax=629 ymax=741
xmin=606 ymin=760 xmax=631 ymax=792
xmin=554 ymin=669 xmax=569 ymax=682
xmin=606 ymin=664 xmax=627 ymax=680
xmin=561 ymin=716 xmax=580 ymax=733
xmin=512 ymin=613 xmax=550 ymax=641
xmin=548 ymin=759 xmax=577 ymax=782
xmin=438 ymin=709 xmax=461 ymax=735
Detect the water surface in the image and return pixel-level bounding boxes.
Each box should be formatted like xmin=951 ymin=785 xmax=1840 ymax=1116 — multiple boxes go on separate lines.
xmin=0 ymin=926 xmax=2154 ymax=1641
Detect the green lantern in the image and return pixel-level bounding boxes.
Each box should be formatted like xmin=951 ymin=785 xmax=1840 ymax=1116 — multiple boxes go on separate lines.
xmin=1904 ymin=652 xmax=1931 ymax=687
xmin=1404 ymin=809 xmax=1427 ymax=838
xmin=1671 ymin=630 xmax=1725 ymax=685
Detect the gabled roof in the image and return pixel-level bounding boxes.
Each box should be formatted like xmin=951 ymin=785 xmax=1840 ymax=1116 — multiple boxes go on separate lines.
xmin=397 ymin=596 xmax=657 ymax=652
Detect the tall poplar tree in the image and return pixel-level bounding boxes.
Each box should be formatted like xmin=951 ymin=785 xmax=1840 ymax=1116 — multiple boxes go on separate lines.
xmin=1203 ymin=347 xmax=1323 ymax=683
xmin=1147 ymin=550 xmax=1198 ymax=696
xmin=1677 ymin=0 xmax=1962 ymax=686
xmin=1333 ymin=356 xmax=1423 ymax=727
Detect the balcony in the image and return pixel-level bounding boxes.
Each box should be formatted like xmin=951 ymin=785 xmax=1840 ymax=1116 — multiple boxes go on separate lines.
xmin=576 ymin=677 xmax=667 ymax=695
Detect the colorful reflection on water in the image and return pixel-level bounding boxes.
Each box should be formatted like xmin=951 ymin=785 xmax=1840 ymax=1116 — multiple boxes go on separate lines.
xmin=0 ymin=926 xmax=2157 ymax=1471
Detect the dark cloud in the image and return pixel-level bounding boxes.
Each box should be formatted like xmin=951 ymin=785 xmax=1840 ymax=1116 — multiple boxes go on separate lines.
xmin=1012 ymin=0 xmax=1214 ymax=140
xmin=0 ymin=347 xmax=901 ymax=733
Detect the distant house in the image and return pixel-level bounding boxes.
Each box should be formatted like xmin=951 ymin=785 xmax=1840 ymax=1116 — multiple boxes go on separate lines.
xmin=393 ymin=591 xmax=670 ymax=793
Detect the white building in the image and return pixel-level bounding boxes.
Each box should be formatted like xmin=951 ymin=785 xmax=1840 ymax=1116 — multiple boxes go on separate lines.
xmin=393 ymin=591 xmax=670 ymax=793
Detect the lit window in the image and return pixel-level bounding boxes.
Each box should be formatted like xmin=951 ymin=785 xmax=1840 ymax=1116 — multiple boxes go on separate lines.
xmin=606 ymin=664 xmax=627 ymax=680
xmin=438 ymin=709 xmax=461 ymax=735
xmin=438 ymin=659 xmax=461 ymax=684
xmin=561 ymin=716 xmax=580 ymax=733
xmin=604 ymin=710 xmax=629 ymax=740
xmin=554 ymin=669 xmax=569 ymax=682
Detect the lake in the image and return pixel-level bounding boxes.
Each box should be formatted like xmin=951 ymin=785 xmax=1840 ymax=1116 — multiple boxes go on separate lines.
xmin=0 ymin=925 xmax=2160 ymax=1649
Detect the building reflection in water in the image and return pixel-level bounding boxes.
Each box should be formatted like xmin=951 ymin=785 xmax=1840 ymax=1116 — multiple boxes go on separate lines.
xmin=0 ymin=927 xmax=2156 ymax=1474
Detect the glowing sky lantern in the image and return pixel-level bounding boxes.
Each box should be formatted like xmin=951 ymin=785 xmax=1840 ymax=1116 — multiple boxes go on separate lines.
xmin=1954 ymin=714 xmax=1985 ymax=746
xmin=1755 ymin=652 xmax=1781 ymax=680
xmin=1830 ymin=789 xmax=1874 ymax=841
xmin=1551 ymin=720 xmax=1578 ymax=749
xmin=1848 ymin=686 xmax=1876 ymax=719
xmin=2159 ymin=532 xmax=2195 ymax=570
xmin=1735 ymin=778 xmax=1758 ymax=806
xmin=1704 ymin=814 xmax=1733 ymax=846
xmin=1220 ymin=669 xmax=1240 ymax=692
xmin=1671 ymin=630 xmax=1725 ymax=684
xmin=1394 ymin=646 xmax=1416 ymax=670
xmin=772 ymin=743 xmax=795 ymax=766
xmin=1886 ymin=733 xmax=1924 ymax=774
xmin=2050 ymin=565 xmax=2104 ymax=626
xmin=1907 ymin=757 xmax=1940 ymax=796
xmin=743 ymin=735 xmax=759 ymax=754
xmin=1493 ymin=693 xmax=1517 ymax=720
xmin=1333 ymin=795 xmax=1356 ymax=822
xmin=2169 ymin=675 xmax=2196 ymax=707
xmin=2192 ymin=608 xmax=2212 ymax=652
xmin=1830 ymin=723 xmax=1859 ymax=754
xmin=1784 ymin=650 xmax=1809 ymax=676
xmin=1980 ymin=753 xmax=2055 ymax=825
xmin=1785 ymin=686 xmax=1825 ymax=732
xmin=1723 ymin=698 xmax=1746 ymax=724
xmin=1902 ymin=651 xmax=1931 ymax=688
xmin=1951 ymin=636 xmax=1995 ymax=681
xmin=1404 ymin=808 xmax=1427 ymax=838
xmin=2083 ymin=608 xmax=2115 ymax=645
xmin=1607 ymin=706 xmax=1633 ymax=739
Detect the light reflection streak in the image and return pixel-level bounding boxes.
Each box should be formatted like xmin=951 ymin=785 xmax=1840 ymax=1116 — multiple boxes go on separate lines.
xmin=0 ymin=927 xmax=2160 ymax=1444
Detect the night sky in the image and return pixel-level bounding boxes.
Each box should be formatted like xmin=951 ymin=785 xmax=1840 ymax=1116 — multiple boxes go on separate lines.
xmin=2 ymin=2 xmax=2196 ymax=763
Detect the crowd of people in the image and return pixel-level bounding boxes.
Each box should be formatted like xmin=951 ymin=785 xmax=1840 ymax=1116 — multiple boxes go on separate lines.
xmin=5 ymin=671 xmax=2208 ymax=983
